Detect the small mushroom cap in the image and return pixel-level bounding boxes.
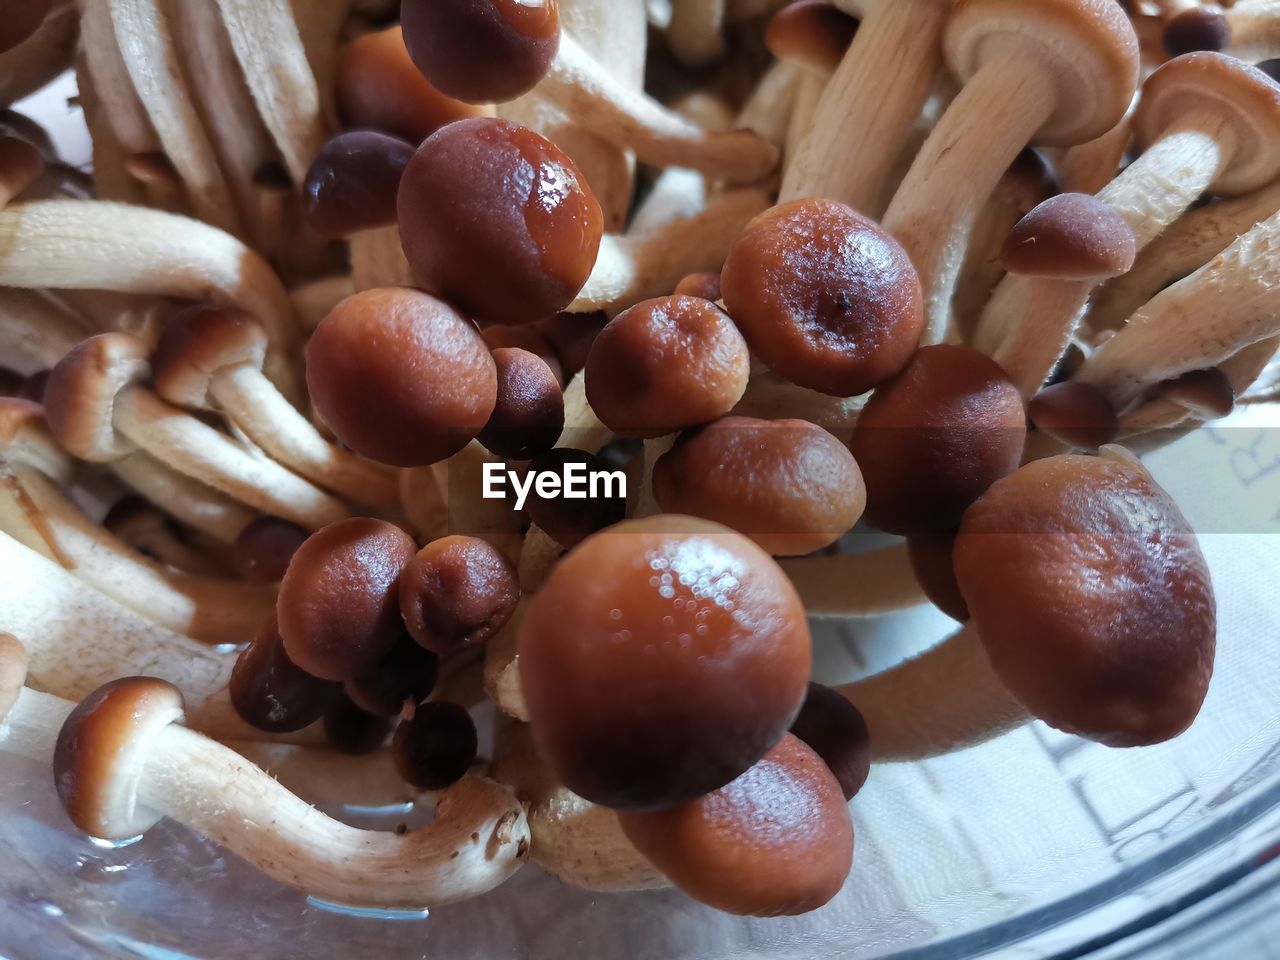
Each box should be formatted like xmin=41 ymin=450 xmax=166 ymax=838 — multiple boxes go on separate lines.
xmin=789 ymin=683 xmax=871 ymax=801
xmin=945 ymin=0 xmax=1139 ymax=146
xmin=672 ymin=272 xmax=722 ymax=302
xmin=337 ymin=25 xmax=488 ymax=143
xmin=0 ymin=396 xmax=73 ymax=482
xmin=585 ymin=296 xmax=750 ymax=438
xmin=480 ymin=325 xmax=563 ymax=383
xmin=618 ymin=734 xmax=853 ymax=917
xmin=478 ymin=347 xmax=565 ymax=460
xmin=54 ymin=677 xmax=186 ymax=841
xmin=0 ymin=0 xmax=51 ymax=54
xmin=392 ymin=700 xmax=479 ymax=791
xmin=0 ymin=633 xmax=28 ymax=725
xmin=324 ymin=695 xmax=392 ymax=756
xmin=231 ymin=516 xmax=310 ymax=584
xmin=400 ymin=0 xmax=561 ymax=104
xmin=230 ymin=617 xmax=340 ymax=733
xmin=1163 ymin=9 xmax=1228 ymax=58
xmin=277 ymin=518 xmax=419 ymax=681
xmin=1029 ymin=381 xmax=1119 ymax=449
xmin=523 ymin=447 xmax=627 ymax=548
xmin=1158 ymin=367 xmax=1236 ymax=420
xmin=722 ymin=199 xmax=923 ymax=398
xmin=906 ymin=532 xmax=970 ymax=623
xmin=44 ymin=333 xmax=149 ymax=462
xmin=653 ymin=416 xmax=866 ymax=557
xmin=765 ymin=0 xmax=859 ymax=75
xmin=518 ymin=515 xmax=812 ymax=811
xmin=398 ymin=535 xmax=520 ymax=656
xmin=306 ymin=287 xmax=497 ymax=467
xmin=1000 ymin=194 xmax=1137 ymax=280
xmin=538 ymin=309 xmax=608 ymax=377
xmin=851 ymin=345 xmax=1027 ymax=536
xmin=302 ymin=131 xmax=415 ymax=239
xmin=1136 ymin=53 xmax=1280 ymax=196
xmin=398 ymin=117 xmax=603 ymax=326
xmin=151 ymin=306 xmax=269 ymax=409
xmin=955 ymin=453 xmax=1216 ymax=747
xmin=345 ymin=630 xmax=440 ymax=717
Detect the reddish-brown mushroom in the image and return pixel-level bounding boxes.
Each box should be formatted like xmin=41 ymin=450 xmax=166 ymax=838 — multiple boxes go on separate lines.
xmin=231 ymin=516 xmax=310 ymax=584
xmin=345 ymin=631 xmax=441 ymax=718
xmin=523 ymin=448 xmax=627 ymax=549
xmin=302 ymin=131 xmax=415 ymax=239
xmin=585 ymin=296 xmax=750 ymax=438
xmin=789 ymin=682 xmax=872 ymax=801
xmin=537 ymin=309 xmax=608 ymax=378
xmin=276 ymin=518 xmax=419 ymax=682
xmin=230 ymin=618 xmax=340 ymax=734
xmin=850 ymin=345 xmax=1026 ymax=535
xmin=1028 ymin=381 xmax=1120 ymax=449
xmin=765 ymin=1 xmax=860 ymax=77
xmin=392 ymin=701 xmax=479 ymax=791
xmin=618 ymin=734 xmax=853 ymax=916
xmin=518 ymin=515 xmax=812 ymax=810
xmin=480 ymin=325 xmax=564 ymax=384
xmin=653 ymin=416 xmax=866 ymax=556
xmin=672 ymin=272 xmax=722 ymax=302
xmin=478 ymin=347 xmax=565 ymax=461
xmin=1000 ymin=193 xmax=1137 ymax=280
xmin=906 ymin=532 xmax=970 ymax=623
xmin=398 ymin=117 xmax=604 ymax=326
xmin=324 ymin=696 xmax=392 ymax=756
xmin=307 ymin=288 xmax=498 ymax=467
xmin=721 ymin=199 xmax=924 ymax=397
xmin=399 ymin=536 xmax=520 ymax=657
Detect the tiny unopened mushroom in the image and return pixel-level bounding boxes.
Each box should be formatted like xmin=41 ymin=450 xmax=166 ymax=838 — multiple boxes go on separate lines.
xmin=231 ymin=617 xmax=340 ymax=734
xmin=1000 ymin=193 xmax=1138 ymax=280
xmin=152 ymin=306 xmax=400 ymax=508
xmin=392 ymin=700 xmax=479 ymax=790
xmin=519 ymin=515 xmax=811 ymax=810
xmin=276 ymin=517 xmax=418 ymax=682
xmin=881 ymin=0 xmax=1139 ymax=341
xmin=478 ymin=348 xmax=565 ymax=461
xmin=44 ymin=334 xmax=348 ymax=530
xmin=722 ymin=198 xmax=924 ymax=397
xmin=838 ymin=450 xmax=1216 ymax=760
xmin=789 ymin=682 xmax=871 ymax=801
xmin=619 ymin=733 xmax=853 ymax=916
xmin=1165 ymin=3 xmax=1280 ymax=60
xmin=399 ymin=536 xmax=520 ymax=657
xmin=307 ymin=287 xmax=497 ymax=468
xmin=585 ymin=296 xmax=749 ymax=438
xmin=653 ymin=416 xmax=866 ymax=556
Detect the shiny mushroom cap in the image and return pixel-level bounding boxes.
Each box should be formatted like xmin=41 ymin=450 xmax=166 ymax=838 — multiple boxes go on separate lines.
xmin=722 ymin=199 xmax=924 ymax=398
xmin=230 ymin=616 xmax=340 ymax=733
xmin=906 ymin=532 xmax=970 ymax=623
xmin=585 ymin=296 xmax=750 ymax=438
xmin=1000 ymin=193 xmax=1137 ymax=280
xmin=398 ymin=535 xmax=520 ymax=656
xmin=518 ymin=515 xmax=812 ymax=811
xmin=151 ymin=306 xmax=269 ymax=409
xmin=306 ymin=287 xmax=497 ymax=467
xmin=398 ymin=117 xmax=603 ymax=326
xmin=1162 ymin=9 xmax=1228 ymax=58
xmin=478 ymin=347 xmax=564 ymax=460
xmin=44 ymin=333 xmax=149 ymax=463
xmin=955 ymin=451 xmax=1216 ymax=747
xmin=302 ymin=131 xmax=415 ymax=239
xmin=619 ymin=734 xmax=853 ymax=916
xmin=653 ymin=416 xmax=866 ymax=557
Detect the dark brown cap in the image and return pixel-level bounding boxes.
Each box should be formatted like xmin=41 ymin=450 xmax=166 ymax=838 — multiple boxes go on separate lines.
xmin=392 ymin=700 xmax=479 ymax=790
xmin=478 ymin=347 xmax=564 ymax=460
xmin=1158 ymin=367 xmax=1235 ymax=420
xmin=231 ymin=516 xmax=310 ymax=584
xmin=1163 ymin=9 xmax=1228 ymax=57
xmin=523 ymin=448 xmax=627 ymax=548
xmin=230 ymin=617 xmax=340 ymax=733
xmin=906 ymin=531 xmax=970 ymax=623
xmin=324 ymin=695 xmax=392 ymax=755
xmin=44 ymin=333 xmax=149 ymax=462
xmin=399 ymin=535 xmax=519 ymax=656
xmin=0 ymin=0 xmax=52 ymax=55
xmin=151 ymin=306 xmax=269 ymax=408
xmin=765 ymin=0 xmax=858 ymax=74
xmin=344 ymin=630 xmax=440 ymax=717
xmin=1000 ymin=193 xmax=1137 ymax=280
xmin=1029 ymin=381 xmax=1119 ymax=449
xmin=303 ymin=131 xmax=415 ymax=238
xmin=789 ymin=682 xmax=871 ymax=801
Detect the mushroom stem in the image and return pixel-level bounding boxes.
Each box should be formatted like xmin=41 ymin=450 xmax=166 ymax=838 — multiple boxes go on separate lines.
xmin=0 ymin=288 xmax=90 ymax=371
xmin=778 ymin=545 xmax=928 ymax=618
xmin=781 ymin=0 xmax=948 ymax=211
xmin=556 ymin=374 xmax=611 ymax=453
xmin=111 ymin=451 xmax=256 ymax=544
xmin=484 ymin=598 xmax=527 ymax=721
xmin=227 ymin=740 xmax=421 ymax=811
xmin=667 ymin=0 xmax=726 ymax=66
xmin=737 ymin=61 xmax=802 ymax=150
xmin=1051 ymin=98 xmax=1137 ymax=195
xmin=837 ymin=625 xmax=1028 ymax=761
xmin=290 ymin=274 xmax=353 ymax=332
xmin=349 ymin=226 xmax=412 ymax=292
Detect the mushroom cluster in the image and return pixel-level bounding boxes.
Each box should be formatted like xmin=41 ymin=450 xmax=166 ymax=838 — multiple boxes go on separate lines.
xmin=0 ymin=0 xmax=1260 ymax=920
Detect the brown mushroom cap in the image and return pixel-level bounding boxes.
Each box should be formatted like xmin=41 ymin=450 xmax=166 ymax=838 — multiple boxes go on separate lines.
xmin=392 ymin=700 xmax=479 ymax=790
xmin=851 ymin=345 xmax=1026 ymax=536
xmin=1000 ymin=193 xmax=1137 ymax=280
xmin=537 ymin=309 xmax=608 ymax=378
xmin=618 ymin=734 xmax=853 ymax=916
xmin=585 ymin=296 xmax=750 ymax=438
xmin=54 ymin=677 xmax=186 ymax=840
xmin=1158 ymin=367 xmax=1235 ymax=420
xmin=478 ymin=347 xmax=565 ymax=460
xmin=1163 ymin=9 xmax=1228 ymax=58
xmin=653 ymin=416 xmax=866 ymax=557
xmin=764 ymin=0 xmax=859 ymax=75
xmin=944 ymin=0 xmax=1139 ymax=147
xmin=324 ymin=695 xmax=392 ymax=756
xmin=1029 ymin=381 xmax=1119 ymax=449
xmin=230 ymin=617 xmax=340 ymax=733
xmin=955 ymin=453 xmax=1216 ymax=747
xmin=400 ymin=0 xmax=561 ymax=105
xmin=789 ymin=683 xmax=871 ymax=801
xmin=398 ymin=117 xmax=603 ymax=326
xmin=150 ymin=306 xmax=268 ymax=408
xmin=672 ymin=272 xmax=723 ymax=303
xmin=518 ymin=515 xmax=812 ymax=810
xmin=231 ymin=516 xmax=310 ymax=584
xmin=44 ymin=333 xmax=149 ymax=462
xmin=1136 ymin=53 xmax=1280 ymax=196
xmin=336 ymin=25 xmax=487 ymax=143
xmin=344 ymin=630 xmax=440 ymax=717
xmin=277 ymin=518 xmax=419 ymax=681
xmin=480 ymin=325 xmax=564 ymax=384
xmin=398 ymin=535 xmax=520 ymax=656
xmin=302 ymin=131 xmax=415 ymax=239
xmin=722 ymin=199 xmax=924 ymax=398
xmin=0 ymin=0 xmax=51 ymax=55
xmin=523 ymin=447 xmax=627 ymax=548
xmin=906 ymin=532 xmax=970 ymax=623
xmin=306 ymin=287 xmax=497 ymax=467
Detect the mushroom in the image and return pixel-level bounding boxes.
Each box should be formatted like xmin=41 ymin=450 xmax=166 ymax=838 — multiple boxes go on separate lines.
xmin=399 ymin=536 xmax=520 ymax=657
xmin=652 ymin=416 xmax=866 ymax=556
xmin=975 ymin=53 xmax=1280 ymax=398
xmin=618 ymin=733 xmax=853 ymax=916
xmin=230 ymin=516 xmax=308 ymax=584
xmin=392 ymin=700 xmax=479 ymax=790
xmin=518 ymin=515 xmax=811 ymax=810
xmin=584 ymin=295 xmax=750 ymax=438
xmin=879 ymin=0 xmax=1139 ymax=342
xmin=0 ymin=398 xmax=276 ymax=646
xmin=43 ymin=333 xmax=349 ymax=530
xmin=788 ymin=681 xmax=872 ymax=801
xmin=230 ymin=616 xmax=340 ymax=734
xmin=721 ymin=198 xmax=924 ymax=398
xmin=522 ymin=447 xmax=627 ymax=549
xmin=477 ymin=347 xmax=565 ymax=461
xmin=837 ymin=449 xmax=1216 ymax=760
xmin=345 ymin=630 xmax=440 ymax=718
xmin=765 ymin=0 xmax=860 ymax=158
xmin=0 ymin=135 xmax=42 ymax=208
xmin=151 ymin=305 xmax=400 ymax=508
xmin=1028 ymin=381 xmax=1120 ymax=449
xmin=905 ymin=532 xmax=971 ymax=623
xmin=306 ymin=287 xmax=498 ymax=468
xmin=1164 ymin=3 xmax=1280 ymax=60
xmin=110 ymin=451 xmax=256 ymax=545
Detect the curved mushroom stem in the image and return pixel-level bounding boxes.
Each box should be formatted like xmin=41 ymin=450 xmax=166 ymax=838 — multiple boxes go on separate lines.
xmin=781 ymin=0 xmax=950 ymax=211
xmin=0 ymin=3 xmax=77 ymax=107
xmin=226 ymin=741 xmax=422 ymax=812
xmin=111 ymin=451 xmax=256 ymax=544
xmin=0 ymin=201 xmax=302 ymax=399
xmin=837 ymin=625 xmax=1028 ymax=762
xmin=778 ymin=544 xmax=928 ymax=618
